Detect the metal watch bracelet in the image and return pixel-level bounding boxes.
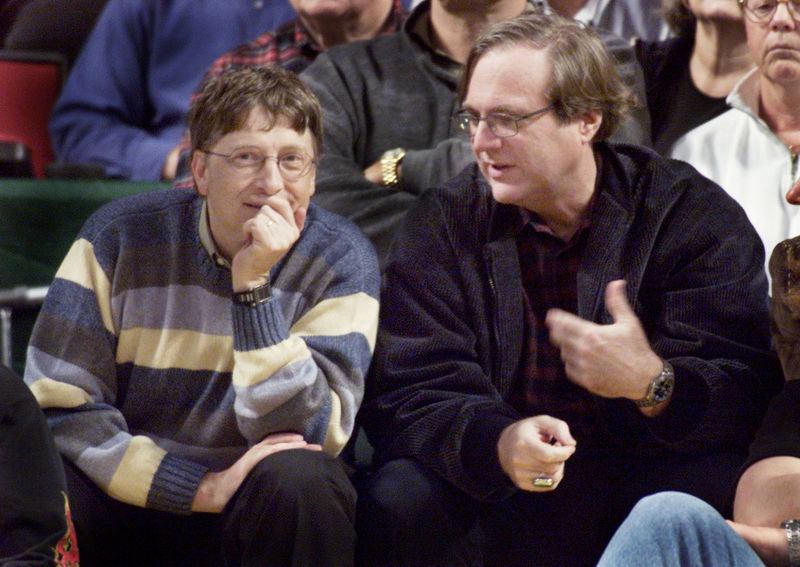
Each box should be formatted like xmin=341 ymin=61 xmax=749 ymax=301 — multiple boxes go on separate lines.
xmin=783 ymin=519 xmax=800 ymax=567
xmin=232 ymin=281 xmax=272 ymax=307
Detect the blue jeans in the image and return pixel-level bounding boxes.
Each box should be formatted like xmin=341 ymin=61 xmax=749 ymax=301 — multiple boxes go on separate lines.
xmin=597 ymin=492 xmax=766 ymax=567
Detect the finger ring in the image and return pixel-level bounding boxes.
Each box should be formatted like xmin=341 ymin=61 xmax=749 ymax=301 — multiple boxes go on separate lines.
xmin=533 ymin=473 xmax=554 ymax=488
xmin=266 ymin=220 xmax=275 ymax=226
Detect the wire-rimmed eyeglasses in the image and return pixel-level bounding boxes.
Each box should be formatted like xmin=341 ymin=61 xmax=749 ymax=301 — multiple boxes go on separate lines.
xmin=738 ymin=0 xmax=800 ymax=23
xmin=452 ymin=104 xmax=555 ymax=138
xmin=203 ymin=147 xmax=316 ymax=181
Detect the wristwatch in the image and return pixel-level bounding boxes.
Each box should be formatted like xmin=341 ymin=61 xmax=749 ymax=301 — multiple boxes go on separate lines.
xmin=634 ymin=359 xmax=674 ymax=408
xmin=232 ymin=281 xmax=272 ymax=307
xmin=783 ymin=519 xmax=800 ymax=567
xmin=380 ymin=147 xmax=406 ymax=187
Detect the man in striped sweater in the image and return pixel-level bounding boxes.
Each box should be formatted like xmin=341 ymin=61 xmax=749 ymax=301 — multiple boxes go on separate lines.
xmin=24 ymin=66 xmax=380 ymax=567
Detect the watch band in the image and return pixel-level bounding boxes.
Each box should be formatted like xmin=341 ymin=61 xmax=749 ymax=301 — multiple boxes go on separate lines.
xmin=380 ymin=148 xmax=405 ymax=187
xmin=783 ymin=519 xmax=800 ymax=567
xmin=232 ymin=281 xmax=272 ymax=307
xmin=634 ymin=359 xmax=675 ymax=408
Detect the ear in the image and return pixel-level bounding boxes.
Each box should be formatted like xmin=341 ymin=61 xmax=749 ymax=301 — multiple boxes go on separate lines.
xmin=577 ymin=110 xmax=603 ymax=143
xmin=307 ymin=168 xmax=316 ymax=197
xmin=191 ymin=150 xmax=209 ymax=197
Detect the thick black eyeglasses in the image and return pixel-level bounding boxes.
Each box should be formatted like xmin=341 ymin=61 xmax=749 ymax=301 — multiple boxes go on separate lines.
xmin=203 ymin=147 xmax=316 ymax=180
xmin=452 ymin=104 xmax=554 ymax=138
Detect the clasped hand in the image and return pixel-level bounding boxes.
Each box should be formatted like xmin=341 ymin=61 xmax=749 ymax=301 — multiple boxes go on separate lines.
xmin=231 ymin=194 xmax=306 ymax=292
xmin=498 ymin=415 xmax=577 ymax=492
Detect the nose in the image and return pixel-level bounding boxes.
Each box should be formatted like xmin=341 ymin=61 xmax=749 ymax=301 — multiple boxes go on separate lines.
xmin=253 ymin=157 xmax=284 ymax=194
xmin=771 ymin=0 xmax=797 ymax=29
xmin=470 ymin=119 xmax=502 ymax=154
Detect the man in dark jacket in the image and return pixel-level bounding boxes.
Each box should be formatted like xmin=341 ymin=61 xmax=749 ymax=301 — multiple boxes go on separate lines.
xmin=357 ymin=13 xmax=782 ymax=567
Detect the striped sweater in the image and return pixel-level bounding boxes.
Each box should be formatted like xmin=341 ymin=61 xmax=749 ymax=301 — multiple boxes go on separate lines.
xmin=24 ymin=188 xmax=380 ymax=514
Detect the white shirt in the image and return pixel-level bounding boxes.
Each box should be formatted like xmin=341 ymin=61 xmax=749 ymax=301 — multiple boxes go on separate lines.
xmin=671 ymin=68 xmax=800 ymax=276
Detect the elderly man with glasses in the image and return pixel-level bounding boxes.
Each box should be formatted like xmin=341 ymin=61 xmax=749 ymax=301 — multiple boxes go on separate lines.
xmin=356 ymin=13 xmax=782 ymax=567
xmin=23 ymin=65 xmax=380 ymax=567
xmin=672 ymin=0 xmax=800 ymax=274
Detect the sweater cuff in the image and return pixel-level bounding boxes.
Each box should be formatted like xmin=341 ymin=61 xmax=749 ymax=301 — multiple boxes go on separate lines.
xmin=461 ymin=410 xmax=518 ymax=491
xmin=146 ymin=454 xmax=208 ymax=515
xmin=232 ymin=298 xmax=289 ymax=352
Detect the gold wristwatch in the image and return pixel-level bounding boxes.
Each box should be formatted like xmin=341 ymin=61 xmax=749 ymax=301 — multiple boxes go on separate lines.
xmin=380 ymin=147 xmax=406 ymax=187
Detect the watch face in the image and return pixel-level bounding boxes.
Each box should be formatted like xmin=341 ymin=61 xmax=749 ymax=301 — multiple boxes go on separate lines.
xmin=652 ymin=376 xmax=672 ymax=402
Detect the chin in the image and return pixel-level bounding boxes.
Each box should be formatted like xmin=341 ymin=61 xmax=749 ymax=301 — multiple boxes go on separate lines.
xmin=489 ymin=183 xmax=525 ymax=207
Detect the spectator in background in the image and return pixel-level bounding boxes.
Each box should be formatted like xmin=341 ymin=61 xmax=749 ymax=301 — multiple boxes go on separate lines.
xmin=172 ymin=0 xmax=408 ymax=188
xmin=671 ymin=0 xmax=800 ymax=270
xmin=634 ymin=0 xmax=753 ymax=155
xmin=48 ymin=0 xmax=297 ymax=182
xmin=28 ymin=66 xmax=379 ymax=567
xmin=357 ymin=13 xmax=781 ymax=567
xmin=0 ymin=363 xmax=79 ymax=566
xmin=300 ymin=0 xmax=651 ymax=266
xmin=537 ymin=0 xmax=670 ymax=41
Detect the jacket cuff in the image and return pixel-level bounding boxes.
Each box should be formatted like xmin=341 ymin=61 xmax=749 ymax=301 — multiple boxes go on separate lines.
xmin=643 ymin=365 xmax=708 ymax=442
xmin=461 ymin=410 xmax=518 ymax=491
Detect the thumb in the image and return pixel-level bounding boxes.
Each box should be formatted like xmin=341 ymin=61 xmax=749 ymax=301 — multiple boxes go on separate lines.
xmin=604 ymin=279 xmax=635 ymax=323
xmin=787 ymin=178 xmax=800 ymax=205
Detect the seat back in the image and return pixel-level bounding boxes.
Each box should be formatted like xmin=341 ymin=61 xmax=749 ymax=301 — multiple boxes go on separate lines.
xmin=0 ymin=50 xmax=64 ymax=178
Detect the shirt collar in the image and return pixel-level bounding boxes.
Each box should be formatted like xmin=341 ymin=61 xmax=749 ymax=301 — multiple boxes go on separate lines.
xmin=726 ymin=67 xmax=762 ymax=121
xmin=198 ymin=199 xmax=230 ymax=268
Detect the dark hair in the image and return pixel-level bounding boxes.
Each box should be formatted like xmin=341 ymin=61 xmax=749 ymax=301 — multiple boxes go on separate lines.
xmin=458 ymin=12 xmax=638 ymax=141
xmin=188 ymin=65 xmax=322 ymax=157
xmin=662 ymin=0 xmax=696 ymax=40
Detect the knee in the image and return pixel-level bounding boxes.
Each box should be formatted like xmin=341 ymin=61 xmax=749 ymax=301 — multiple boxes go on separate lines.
xmin=242 ymin=449 xmax=355 ymax=512
xmin=629 ymin=492 xmax=723 ymax=534
xmin=359 ymin=459 xmax=471 ymax=534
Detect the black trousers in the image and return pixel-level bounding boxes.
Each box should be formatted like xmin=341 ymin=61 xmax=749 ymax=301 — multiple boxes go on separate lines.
xmin=356 ymin=450 xmax=744 ymax=567
xmin=0 ymin=364 xmax=77 ymax=566
xmin=66 ymin=448 xmax=356 ymax=567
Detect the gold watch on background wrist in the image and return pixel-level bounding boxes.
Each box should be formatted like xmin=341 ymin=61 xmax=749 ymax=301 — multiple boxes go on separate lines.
xmin=380 ymin=147 xmax=406 ymax=187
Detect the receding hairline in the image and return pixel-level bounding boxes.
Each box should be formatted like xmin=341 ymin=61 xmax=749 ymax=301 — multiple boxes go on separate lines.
xmin=461 ymin=40 xmax=554 ymax=105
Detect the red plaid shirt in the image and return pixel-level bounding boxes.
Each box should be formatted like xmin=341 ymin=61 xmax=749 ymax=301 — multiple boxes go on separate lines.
xmin=511 ymin=194 xmax=605 ymax=444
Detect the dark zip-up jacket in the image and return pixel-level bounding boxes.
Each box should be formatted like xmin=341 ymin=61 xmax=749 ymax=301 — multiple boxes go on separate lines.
xmin=362 ymin=142 xmax=782 ymax=502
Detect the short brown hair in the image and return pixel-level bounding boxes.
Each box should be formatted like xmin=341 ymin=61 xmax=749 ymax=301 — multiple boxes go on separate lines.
xmin=188 ymin=65 xmax=322 ymax=157
xmin=458 ymin=13 xmax=637 ymax=142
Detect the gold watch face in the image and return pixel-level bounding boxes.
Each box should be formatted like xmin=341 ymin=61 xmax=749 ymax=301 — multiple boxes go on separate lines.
xmin=384 ymin=148 xmax=405 ymax=160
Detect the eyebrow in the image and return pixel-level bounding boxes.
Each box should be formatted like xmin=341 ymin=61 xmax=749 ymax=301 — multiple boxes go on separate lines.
xmin=229 ymin=143 xmax=311 ymax=154
xmin=460 ymin=105 xmax=527 ymax=116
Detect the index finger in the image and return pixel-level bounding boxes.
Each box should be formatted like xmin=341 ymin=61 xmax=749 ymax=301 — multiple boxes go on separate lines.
xmin=262 ymin=193 xmax=296 ymax=227
xmin=258 ymin=432 xmax=306 ymax=446
xmin=545 ymin=308 xmax=591 ymax=346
